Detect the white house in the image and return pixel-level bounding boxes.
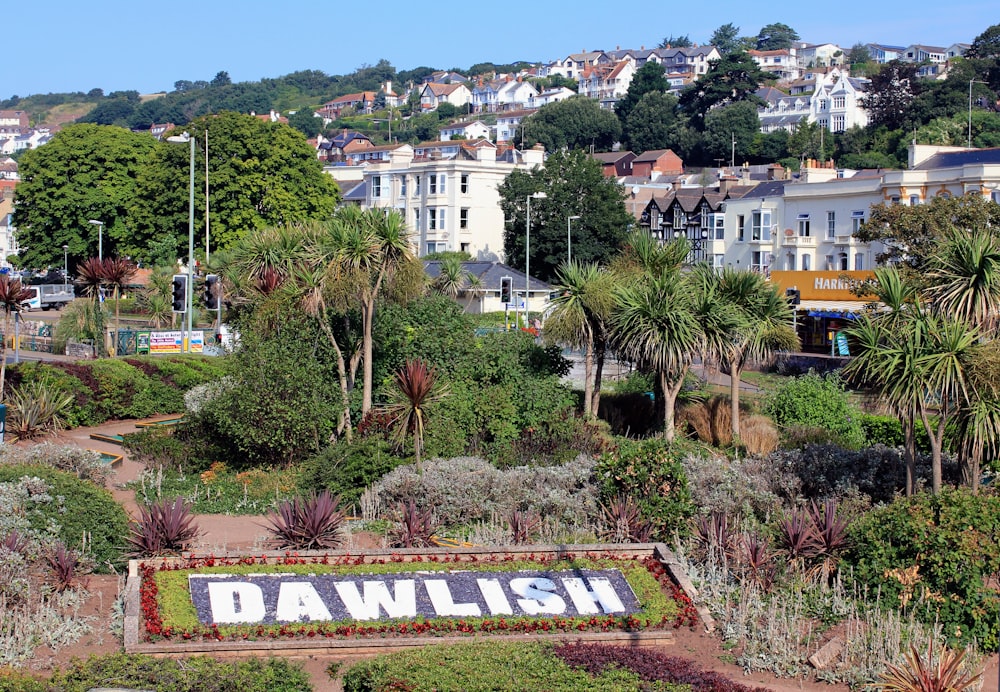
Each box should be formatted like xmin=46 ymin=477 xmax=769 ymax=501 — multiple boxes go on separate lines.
xmin=795 ymin=43 xmax=844 ymax=68
xmin=748 ymin=48 xmax=800 ymax=82
xmin=496 ymin=79 xmax=538 ymax=111
xmin=866 ymin=44 xmax=904 ymax=64
xmin=361 ymin=141 xmax=545 ymax=260
xmin=495 ymin=109 xmax=537 ymax=144
xmin=758 ymin=69 xmax=869 ymax=134
xmin=439 ymin=120 xmax=491 ymax=141
xmin=420 ymin=82 xmax=472 ymax=111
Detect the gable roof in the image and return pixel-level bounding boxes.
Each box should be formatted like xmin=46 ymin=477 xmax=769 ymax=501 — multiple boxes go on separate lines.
xmin=423 ymin=260 xmax=552 ymax=292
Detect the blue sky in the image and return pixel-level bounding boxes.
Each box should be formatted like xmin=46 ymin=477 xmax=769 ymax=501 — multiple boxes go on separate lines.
xmin=7 ymin=0 xmax=993 ymax=98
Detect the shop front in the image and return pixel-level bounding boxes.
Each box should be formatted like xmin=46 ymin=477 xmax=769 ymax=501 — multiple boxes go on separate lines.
xmin=769 ymin=271 xmax=877 ymax=355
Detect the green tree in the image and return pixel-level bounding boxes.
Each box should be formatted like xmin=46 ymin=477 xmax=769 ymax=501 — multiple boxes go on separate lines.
xmin=287 ymin=107 xmax=323 ymax=138
xmin=679 ymin=51 xmax=771 ymax=124
xmin=786 ymin=119 xmax=827 ymax=163
xmin=859 ymin=60 xmax=920 ymax=130
xmin=128 ymin=112 xmax=340 ymax=264
xmin=755 ymin=22 xmax=800 ymax=50
xmin=499 ymin=149 xmax=632 ymax=283
xmin=12 ymin=124 xmax=157 ymax=268
xmin=709 ymin=23 xmax=742 ymax=55
xmin=623 ymin=92 xmax=680 ymax=153
xmin=848 ymin=43 xmax=872 ymax=65
xmin=517 ymin=96 xmax=621 ymax=152
xmin=858 ymin=194 xmax=1000 ymax=270
xmin=704 ymin=101 xmax=760 ymax=164
xmin=615 ymin=62 xmax=670 ymax=135
xmin=658 ymin=34 xmax=692 ymax=49
xmin=381 ymin=359 xmax=448 ymax=475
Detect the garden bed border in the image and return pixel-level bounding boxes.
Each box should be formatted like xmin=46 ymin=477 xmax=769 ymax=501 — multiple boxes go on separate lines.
xmin=124 ymin=542 xmax=714 ymax=658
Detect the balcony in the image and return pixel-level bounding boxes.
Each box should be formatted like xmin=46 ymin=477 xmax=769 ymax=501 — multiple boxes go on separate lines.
xmin=782 ymin=234 xmax=816 ymax=247
xmin=834 ymin=234 xmax=855 ymax=245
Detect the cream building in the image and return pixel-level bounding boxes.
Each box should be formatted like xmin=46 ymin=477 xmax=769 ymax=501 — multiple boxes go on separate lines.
xmin=360 ymin=141 xmax=545 ymax=259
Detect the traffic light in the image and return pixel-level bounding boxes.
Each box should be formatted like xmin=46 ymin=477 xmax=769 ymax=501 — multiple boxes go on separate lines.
xmin=203 ymin=274 xmax=219 ymax=310
xmin=500 ymin=276 xmax=513 ymax=304
xmin=785 ymin=288 xmax=801 ymax=305
xmin=171 ymin=274 xmax=188 ymax=313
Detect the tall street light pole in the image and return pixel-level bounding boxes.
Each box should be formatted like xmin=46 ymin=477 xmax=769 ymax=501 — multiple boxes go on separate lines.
xmin=525 ymin=191 xmax=547 ymax=322
xmin=969 ymin=79 xmax=989 ymax=148
xmin=87 ymin=219 xmax=103 ymax=260
xmin=567 ymin=215 xmax=581 ymax=265
xmin=167 ymin=131 xmax=196 ymax=353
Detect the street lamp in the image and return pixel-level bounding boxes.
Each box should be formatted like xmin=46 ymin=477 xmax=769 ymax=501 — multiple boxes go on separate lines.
xmin=87 ymin=220 xmax=103 ymax=260
xmin=62 ymin=245 xmax=68 ymax=289
xmin=525 ymin=191 xmax=547 ymax=323
xmin=567 ymin=215 xmax=581 ymax=265
xmin=969 ymin=79 xmax=989 ymax=148
xmin=167 ymin=131 xmax=196 ymax=353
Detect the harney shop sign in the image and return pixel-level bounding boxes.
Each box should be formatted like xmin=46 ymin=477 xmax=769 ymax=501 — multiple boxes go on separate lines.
xmin=189 ymin=569 xmax=641 ymax=625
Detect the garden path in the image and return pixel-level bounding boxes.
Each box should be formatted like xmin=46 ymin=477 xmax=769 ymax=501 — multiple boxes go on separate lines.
xmin=27 ymin=419 xmax=1000 ymax=692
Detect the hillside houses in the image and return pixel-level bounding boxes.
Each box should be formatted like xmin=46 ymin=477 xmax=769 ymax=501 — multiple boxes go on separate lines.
xmin=757 ymin=68 xmax=869 ymax=134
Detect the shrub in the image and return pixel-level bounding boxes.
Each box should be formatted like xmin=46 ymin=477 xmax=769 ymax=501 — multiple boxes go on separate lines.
xmin=764 ymin=371 xmax=865 ymax=449
xmin=859 ymin=413 xmax=905 ymax=447
xmin=373 ymin=455 xmax=599 ymax=530
xmin=595 ymin=438 xmax=695 ymax=539
xmin=490 ymin=411 xmax=613 ymax=468
xmin=846 ymin=488 xmax=1000 ymax=649
xmin=739 ymin=415 xmax=780 ymax=456
xmin=122 ymin=423 xmax=227 ymax=475
xmin=127 ymin=497 xmax=201 ymax=557
xmin=264 ymin=491 xmax=345 ymax=550
xmin=89 ymin=358 xmax=185 ymax=419
xmin=47 ymin=653 xmax=313 ymax=692
xmin=342 ymin=641 xmax=649 ymax=692
xmin=299 ymin=437 xmax=407 ymax=508
xmin=5 ymin=380 xmax=74 ymax=440
xmin=597 ymin=392 xmax=657 ymax=437
xmin=682 ymin=453 xmax=796 ymax=520
xmin=0 ymin=465 xmax=128 ymax=571
xmin=0 ymin=443 xmax=112 ymax=487
xmin=387 ymin=499 xmax=440 ymax=548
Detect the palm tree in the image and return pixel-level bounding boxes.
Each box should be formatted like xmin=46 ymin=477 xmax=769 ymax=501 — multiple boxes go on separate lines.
xmin=612 ymin=268 xmax=702 ymax=440
xmin=704 ymin=266 xmax=799 ymax=438
xmin=101 ymin=257 xmax=138 ymax=355
xmin=74 ymin=257 xmax=108 ymax=357
xmin=381 ymin=359 xmax=448 ymax=475
xmin=432 ymin=255 xmax=469 ymax=299
xmin=924 ymin=227 xmax=1000 ymax=331
xmin=545 ymin=261 xmax=616 ymax=418
xmin=0 ymin=276 xmax=33 ymax=401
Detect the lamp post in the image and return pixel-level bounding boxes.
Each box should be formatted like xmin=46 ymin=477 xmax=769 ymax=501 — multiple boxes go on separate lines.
xmin=969 ymin=79 xmax=989 ymax=148
xmin=167 ymin=131 xmax=196 ymax=353
xmin=567 ymin=215 xmax=581 ymax=265
xmin=525 ymin=191 xmax=547 ymax=323
xmin=87 ymin=220 xmax=103 ymax=260
xmin=62 ymin=245 xmax=68 ymax=289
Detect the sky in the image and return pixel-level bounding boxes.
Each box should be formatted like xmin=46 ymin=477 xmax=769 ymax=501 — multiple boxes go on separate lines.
xmin=5 ymin=0 xmax=994 ymax=99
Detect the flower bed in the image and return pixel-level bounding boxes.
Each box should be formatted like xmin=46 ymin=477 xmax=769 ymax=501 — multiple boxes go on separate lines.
xmin=126 ymin=545 xmax=701 ymax=657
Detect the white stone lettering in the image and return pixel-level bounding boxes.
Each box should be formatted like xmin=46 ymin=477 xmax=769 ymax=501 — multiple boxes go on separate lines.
xmin=561 ymin=577 xmax=627 ymax=614
xmin=334 ymin=580 xmax=417 ymax=620
xmin=509 ymin=577 xmax=566 ymax=615
xmin=207 ymin=582 xmax=266 ymax=624
xmin=476 ymin=578 xmax=513 ymax=615
xmin=424 ymin=579 xmax=481 ymax=617
xmin=276 ymin=581 xmax=333 ymax=622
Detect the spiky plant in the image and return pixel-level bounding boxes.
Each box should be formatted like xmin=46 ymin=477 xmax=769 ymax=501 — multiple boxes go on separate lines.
xmin=600 ymin=495 xmax=655 ymax=543
xmin=6 ymin=380 xmax=75 ymax=440
xmin=876 ymin=642 xmax=982 ymax=692
xmin=264 ymin=490 xmax=346 ymax=550
xmin=46 ymin=541 xmax=82 ymax=592
xmin=388 ymin=499 xmax=439 ymax=549
xmin=127 ymin=497 xmax=201 ymax=557
xmin=0 ymin=274 xmax=33 ymax=401
xmin=739 ymin=531 xmax=777 ymax=592
xmin=506 ymin=509 xmax=541 ymax=545
xmin=381 ymin=359 xmax=448 ymax=476
xmin=693 ymin=511 xmax=737 ymax=559
xmin=2 ymin=529 xmax=28 ymax=554
xmin=101 ymin=256 xmax=138 ymax=350
xmin=777 ymin=507 xmax=821 ymax=564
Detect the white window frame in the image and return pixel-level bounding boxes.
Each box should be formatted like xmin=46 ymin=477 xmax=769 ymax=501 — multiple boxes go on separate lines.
xmin=797 ymin=214 xmax=811 ymax=237
xmin=371 ymin=175 xmax=382 ymax=198
xmin=826 ymin=211 xmax=835 ymax=239
xmin=460 ymin=174 xmax=469 ymax=193
xmin=751 ymin=210 xmax=771 ymax=241
xmin=460 ymin=208 xmax=469 ymax=230
xmin=428 ymin=208 xmax=438 ymax=230
xmin=851 ymin=210 xmax=865 ymax=234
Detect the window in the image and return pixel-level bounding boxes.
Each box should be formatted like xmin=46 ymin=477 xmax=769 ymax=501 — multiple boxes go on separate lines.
xmin=414 ymin=175 xmax=421 ymax=195
xmin=825 ymin=254 xmax=835 ymax=270
xmin=797 ymin=214 xmax=811 ymax=237
xmin=673 ymin=207 xmax=685 ymax=228
xmin=460 ymin=208 xmax=469 ymax=230
xmin=751 ymin=210 xmax=771 ymax=241
xmin=713 ymin=213 xmax=725 ymax=240
xmin=751 ymin=251 xmax=768 ymax=272
xmin=833 ymin=96 xmax=845 ymax=108
xmin=429 ymin=175 xmax=437 ymax=194
xmin=439 ymin=174 xmax=447 ymax=194
xmin=371 ymin=175 xmax=382 ymax=198
xmin=737 ymin=215 xmax=745 ymax=242
xmin=414 ymin=208 xmax=420 ymax=229
xmin=854 ymin=253 xmax=865 ymax=270
xmin=428 ymin=208 xmax=437 ymax=230
xmin=425 ymin=241 xmax=446 ymax=255
xmin=832 ymin=115 xmax=845 ymax=132
xmin=818 ymin=118 xmax=828 ymax=129
xmin=460 ymin=174 xmax=469 ymax=193
xmin=819 ymin=99 xmax=828 ymax=109
xmin=400 ymin=176 xmax=407 ymax=197
xmin=910 ymin=194 xmax=921 ymax=205
xmin=802 ymin=254 xmax=811 ymax=270
xmin=713 ymin=254 xmax=725 ymax=268
xmin=786 ymin=254 xmax=796 ymax=270
xmin=838 ymin=252 xmax=849 ymax=271
xmin=851 ymin=210 xmax=865 ymax=234
xmin=439 ymin=208 xmax=446 ymax=230
xmin=890 ymin=195 xmax=900 ymax=205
